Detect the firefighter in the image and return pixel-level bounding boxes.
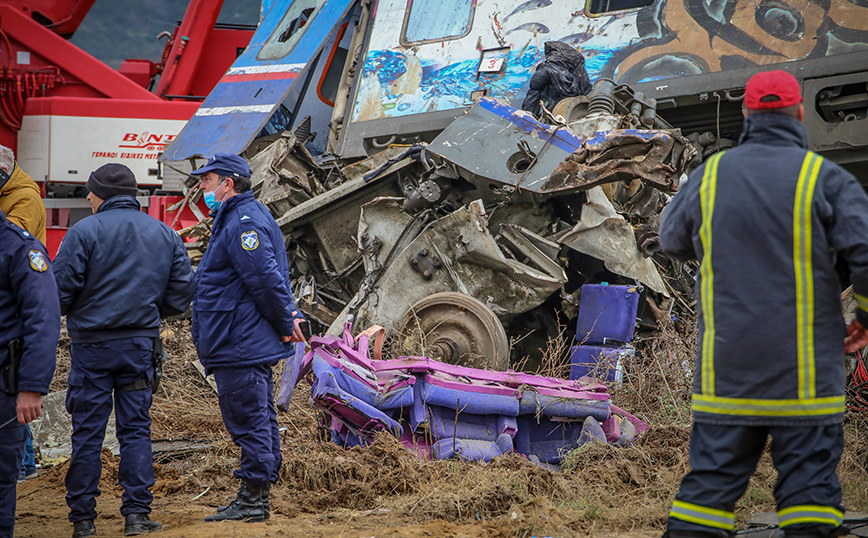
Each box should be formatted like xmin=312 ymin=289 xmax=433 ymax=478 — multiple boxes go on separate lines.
xmin=190 ymin=153 xmax=305 ymax=523
xmin=0 ymin=210 xmax=60 ymax=538
xmin=53 ymin=164 xmax=196 ymax=537
xmin=0 ymin=144 xmax=46 ymax=245
xmin=660 ymin=70 xmax=868 ymax=538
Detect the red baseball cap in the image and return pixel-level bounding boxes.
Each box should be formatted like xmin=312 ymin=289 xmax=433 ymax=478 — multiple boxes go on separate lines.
xmin=744 ymin=70 xmax=802 ymax=110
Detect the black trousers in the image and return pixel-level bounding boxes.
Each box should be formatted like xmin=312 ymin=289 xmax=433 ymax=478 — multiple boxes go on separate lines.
xmin=667 ymin=422 xmax=844 ymax=537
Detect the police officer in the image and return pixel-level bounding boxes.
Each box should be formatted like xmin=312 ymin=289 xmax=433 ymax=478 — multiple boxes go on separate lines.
xmin=53 ymin=164 xmax=196 ymax=537
xmin=0 ymin=210 xmax=60 ymax=538
xmin=660 ymin=70 xmax=868 ymax=538
xmin=191 ymin=153 xmax=305 ymax=523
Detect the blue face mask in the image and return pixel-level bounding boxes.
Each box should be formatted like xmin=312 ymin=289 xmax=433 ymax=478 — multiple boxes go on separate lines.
xmin=203 ymin=180 xmax=226 ymax=211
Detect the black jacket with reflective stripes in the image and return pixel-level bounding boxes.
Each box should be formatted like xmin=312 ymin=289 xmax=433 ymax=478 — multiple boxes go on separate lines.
xmin=660 ymin=113 xmax=868 ymax=426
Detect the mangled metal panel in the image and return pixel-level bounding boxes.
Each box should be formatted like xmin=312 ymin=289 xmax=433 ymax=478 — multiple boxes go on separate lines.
xmin=428 ymin=97 xmax=691 ymax=197
xmin=332 ymin=198 xmax=567 ymax=337
xmin=554 ymin=187 xmax=667 ymax=294
xmin=429 ymin=97 xmax=584 ymax=195
xmin=160 ymin=0 xmax=356 ymax=162
xmin=546 ymin=129 xmax=693 ymax=193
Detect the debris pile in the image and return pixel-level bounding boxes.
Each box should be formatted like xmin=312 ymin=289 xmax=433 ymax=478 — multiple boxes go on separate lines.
xmin=176 ymin=79 xmax=700 ymax=376
xmin=287 ymin=320 xmax=648 ymax=468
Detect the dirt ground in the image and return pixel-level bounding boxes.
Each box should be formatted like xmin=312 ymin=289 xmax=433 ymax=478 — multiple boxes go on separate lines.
xmin=14 ymin=320 xmax=868 ymax=538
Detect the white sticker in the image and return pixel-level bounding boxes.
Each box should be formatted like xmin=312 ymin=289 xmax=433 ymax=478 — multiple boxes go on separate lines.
xmin=478 ymin=58 xmax=504 ymax=73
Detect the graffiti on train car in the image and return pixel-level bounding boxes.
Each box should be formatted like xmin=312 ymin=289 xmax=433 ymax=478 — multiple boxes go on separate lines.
xmin=351 ymin=0 xmax=868 ymax=122
xmin=603 ymin=0 xmax=868 ymax=83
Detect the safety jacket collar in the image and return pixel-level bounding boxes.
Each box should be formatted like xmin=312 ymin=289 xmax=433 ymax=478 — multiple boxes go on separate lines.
xmin=97 ymin=195 xmax=141 ymax=213
xmin=212 ymin=190 xmax=255 ymax=222
xmin=738 ymin=112 xmax=809 ymax=149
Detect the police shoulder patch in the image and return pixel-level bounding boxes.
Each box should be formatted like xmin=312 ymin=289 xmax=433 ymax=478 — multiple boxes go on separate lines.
xmin=241 ymin=230 xmax=259 ymax=251
xmin=28 ymin=250 xmax=47 ymax=272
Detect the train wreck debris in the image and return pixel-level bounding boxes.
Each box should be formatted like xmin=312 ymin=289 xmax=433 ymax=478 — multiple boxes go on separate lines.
xmin=287 ymin=320 xmax=647 ymax=468
xmin=180 ymin=81 xmax=697 ymax=372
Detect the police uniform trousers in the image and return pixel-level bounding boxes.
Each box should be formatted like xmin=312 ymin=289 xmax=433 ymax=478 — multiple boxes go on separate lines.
xmin=212 ymin=364 xmax=282 ymax=486
xmin=65 ymin=338 xmax=156 ymax=522
xmin=0 ymin=391 xmax=25 ymax=538
xmin=668 ymin=422 xmax=843 ymax=538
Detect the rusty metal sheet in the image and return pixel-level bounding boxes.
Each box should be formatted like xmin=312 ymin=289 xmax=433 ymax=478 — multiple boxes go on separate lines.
xmin=429 ymin=97 xmax=693 ymax=197
xmin=546 ymin=130 xmax=695 ymax=193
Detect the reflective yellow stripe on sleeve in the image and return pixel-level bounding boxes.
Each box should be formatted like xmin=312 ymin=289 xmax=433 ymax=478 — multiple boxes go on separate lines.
xmin=854 ymin=291 xmax=868 ymax=315
xmin=794 ymin=152 xmax=823 ymax=400
xmin=699 ymin=152 xmax=725 ymax=397
xmin=778 ymin=505 xmax=843 ymax=527
xmin=670 ymin=500 xmax=735 ymax=531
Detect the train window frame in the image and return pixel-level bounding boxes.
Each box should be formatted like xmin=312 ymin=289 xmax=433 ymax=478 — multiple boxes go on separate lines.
xmin=257 ymin=0 xmax=328 ymax=61
xmin=586 ymin=0 xmax=654 ymax=15
xmin=400 ymin=0 xmax=477 ymax=46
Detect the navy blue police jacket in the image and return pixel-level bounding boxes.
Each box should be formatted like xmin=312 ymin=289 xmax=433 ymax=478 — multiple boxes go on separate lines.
xmin=0 ymin=211 xmax=60 ymax=394
xmin=191 ymin=191 xmax=303 ymax=372
xmin=53 ymin=196 xmax=196 ymax=344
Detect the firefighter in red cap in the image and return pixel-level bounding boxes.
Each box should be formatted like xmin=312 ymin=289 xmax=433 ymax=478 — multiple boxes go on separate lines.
xmin=660 ymin=69 xmax=868 ymax=538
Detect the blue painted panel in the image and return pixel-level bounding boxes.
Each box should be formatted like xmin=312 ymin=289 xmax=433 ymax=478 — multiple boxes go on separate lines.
xmin=161 ymin=0 xmax=355 ymax=162
xmin=203 ymin=79 xmax=297 ymax=108
xmin=169 ymin=113 xmax=274 ymax=159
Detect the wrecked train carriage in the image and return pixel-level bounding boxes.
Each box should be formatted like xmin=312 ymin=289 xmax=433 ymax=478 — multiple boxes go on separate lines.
xmin=241 ymin=92 xmax=695 ymax=369
xmin=161 ymin=0 xmax=868 ymax=175
xmin=160 ymin=0 xmax=868 ymax=366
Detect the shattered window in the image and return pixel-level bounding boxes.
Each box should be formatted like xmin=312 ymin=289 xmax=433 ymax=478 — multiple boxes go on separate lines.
xmin=401 ymin=0 xmax=475 ymax=45
xmin=588 ymin=0 xmax=654 ymax=14
xmin=258 ymin=0 xmax=328 ymax=61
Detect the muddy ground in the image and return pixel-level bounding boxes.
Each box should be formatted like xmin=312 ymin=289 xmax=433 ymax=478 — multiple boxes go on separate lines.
xmin=14 ymin=320 xmax=868 ymax=537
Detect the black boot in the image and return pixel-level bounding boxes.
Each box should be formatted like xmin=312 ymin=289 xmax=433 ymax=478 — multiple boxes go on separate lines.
xmin=205 ymin=480 xmax=266 ymax=522
xmin=218 ymin=481 xmax=271 ymax=518
xmin=262 ymin=482 xmax=271 ymax=520
xmin=123 ymin=514 xmax=162 ymax=535
xmin=72 ymin=520 xmax=96 ymax=538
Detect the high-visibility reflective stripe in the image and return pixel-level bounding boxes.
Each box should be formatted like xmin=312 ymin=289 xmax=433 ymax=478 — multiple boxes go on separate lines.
xmin=794 ymin=152 xmax=823 ymax=400
xmin=778 ymin=505 xmax=843 ymax=527
xmin=692 ymin=394 xmax=845 ymax=416
xmin=855 ymin=292 xmax=868 ymax=314
xmin=699 ymin=152 xmax=724 ymax=397
xmin=670 ymin=500 xmax=735 ymax=530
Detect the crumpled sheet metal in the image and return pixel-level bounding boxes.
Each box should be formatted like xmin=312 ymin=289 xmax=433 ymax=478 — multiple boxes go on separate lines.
xmin=554 ymin=187 xmax=668 ymax=294
xmin=291 ymin=320 xmax=648 ymax=465
xmin=429 ymin=97 xmax=692 ymax=197
xmin=249 ymin=133 xmax=327 ymax=218
xmin=546 ymin=129 xmax=696 ymax=193
xmin=429 ymin=97 xmax=584 ymax=194
xmin=330 ymin=198 xmax=568 ymax=335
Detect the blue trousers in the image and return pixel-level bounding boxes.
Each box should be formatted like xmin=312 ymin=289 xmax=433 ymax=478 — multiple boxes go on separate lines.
xmin=212 ymin=364 xmax=282 ymax=487
xmin=668 ymin=422 xmax=843 ymax=538
xmin=0 ymin=392 xmax=25 ymax=538
xmin=65 ymin=338 xmax=155 ymax=522
xmin=21 ymin=424 xmax=35 ymax=474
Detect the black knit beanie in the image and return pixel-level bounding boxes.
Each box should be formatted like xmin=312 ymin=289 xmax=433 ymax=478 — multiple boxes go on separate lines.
xmin=87 ymin=163 xmax=138 ymax=200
